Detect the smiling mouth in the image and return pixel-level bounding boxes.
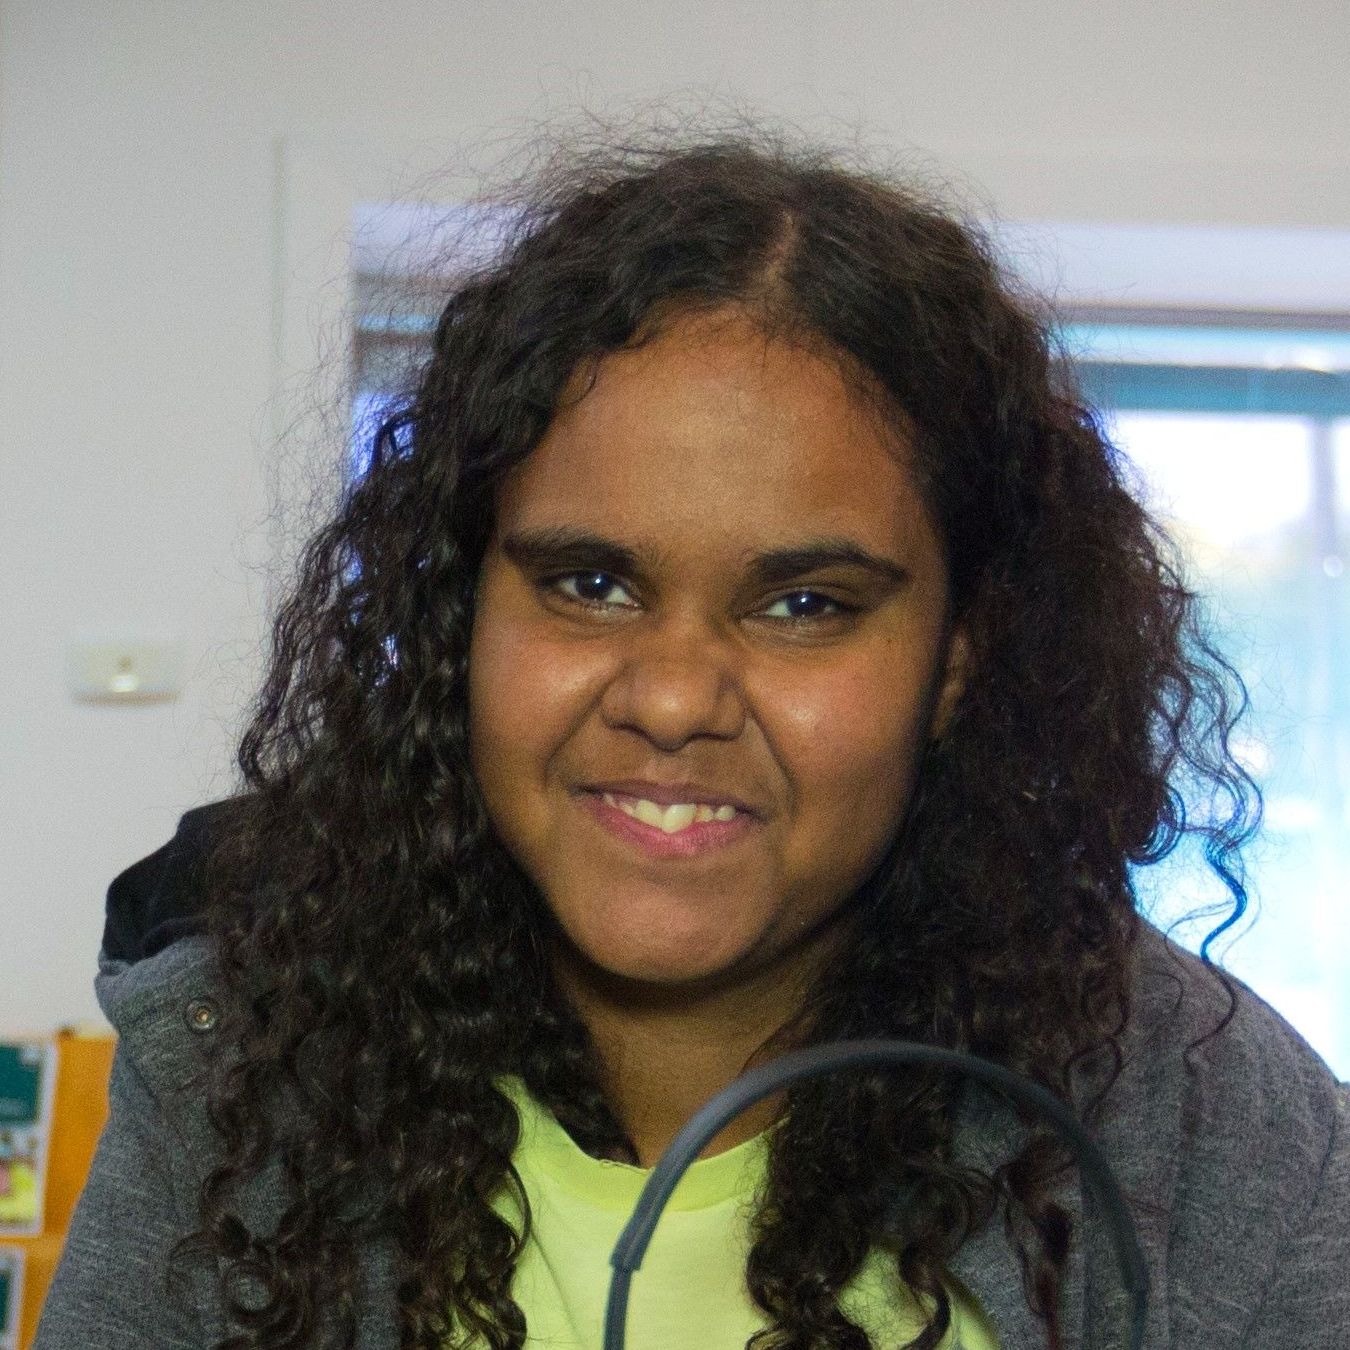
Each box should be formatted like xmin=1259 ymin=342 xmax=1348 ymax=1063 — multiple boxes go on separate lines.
xmin=598 ymin=791 xmax=739 ymax=833
xmin=578 ymin=790 xmax=757 ymax=858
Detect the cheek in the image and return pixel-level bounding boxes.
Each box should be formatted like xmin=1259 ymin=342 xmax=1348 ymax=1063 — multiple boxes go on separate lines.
xmin=468 ymin=607 xmax=536 ymax=817
xmin=774 ymin=659 xmax=933 ymax=851
xmin=467 ymin=610 xmax=597 ymax=819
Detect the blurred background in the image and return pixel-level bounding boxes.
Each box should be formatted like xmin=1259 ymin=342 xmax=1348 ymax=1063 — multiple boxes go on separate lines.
xmin=2 ymin=1 xmax=1347 ymax=1075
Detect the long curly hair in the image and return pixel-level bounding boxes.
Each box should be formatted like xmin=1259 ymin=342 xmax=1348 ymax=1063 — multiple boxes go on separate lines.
xmin=192 ymin=127 xmax=1258 ymax=1349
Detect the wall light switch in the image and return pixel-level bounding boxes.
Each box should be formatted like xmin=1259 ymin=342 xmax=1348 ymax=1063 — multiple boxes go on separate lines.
xmin=67 ymin=641 xmax=185 ymax=704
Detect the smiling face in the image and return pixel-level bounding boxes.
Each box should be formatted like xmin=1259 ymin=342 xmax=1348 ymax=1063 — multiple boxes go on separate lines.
xmin=468 ymin=306 xmax=966 ymax=1002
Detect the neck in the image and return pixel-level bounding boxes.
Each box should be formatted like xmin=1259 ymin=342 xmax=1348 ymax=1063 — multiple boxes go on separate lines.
xmin=553 ymin=938 xmax=840 ymax=1168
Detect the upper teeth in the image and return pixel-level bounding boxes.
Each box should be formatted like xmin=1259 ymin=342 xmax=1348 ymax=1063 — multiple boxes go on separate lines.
xmin=601 ymin=793 xmax=738 ymax=833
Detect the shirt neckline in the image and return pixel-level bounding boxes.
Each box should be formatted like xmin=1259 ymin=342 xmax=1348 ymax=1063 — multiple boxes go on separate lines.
xmin=502 ymin=1076 xmax=770 ymax=1214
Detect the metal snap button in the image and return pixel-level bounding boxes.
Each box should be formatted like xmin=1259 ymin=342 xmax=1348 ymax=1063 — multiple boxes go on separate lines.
xmin=185 ymin=998 xmax=219 ymax=1033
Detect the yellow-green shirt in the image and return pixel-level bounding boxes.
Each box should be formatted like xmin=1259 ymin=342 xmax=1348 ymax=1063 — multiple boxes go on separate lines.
xmin=491 ymin=1081 xmax=1000 ymax=1349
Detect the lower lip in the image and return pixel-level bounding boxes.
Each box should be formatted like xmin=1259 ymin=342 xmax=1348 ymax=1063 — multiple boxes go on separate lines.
xmin=577 ymin=792 xmax=758 ymax=859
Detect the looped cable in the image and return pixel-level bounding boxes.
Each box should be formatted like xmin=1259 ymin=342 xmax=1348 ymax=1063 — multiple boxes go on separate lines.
xmin=604 ymin=1039 xmax=1148 ymax=1350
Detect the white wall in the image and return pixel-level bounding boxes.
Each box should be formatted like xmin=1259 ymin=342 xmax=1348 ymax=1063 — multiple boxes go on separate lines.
xmin=4 ymin=0 xmax=1349 ymax=1031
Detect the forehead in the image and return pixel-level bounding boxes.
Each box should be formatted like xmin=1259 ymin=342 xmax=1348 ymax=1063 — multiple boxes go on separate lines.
xmin=492 ymin=308 xmax=934 ymax=561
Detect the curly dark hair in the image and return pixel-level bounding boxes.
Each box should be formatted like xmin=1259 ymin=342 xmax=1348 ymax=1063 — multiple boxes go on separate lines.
xmin=191 ymin=126 xmax=1258 ymax=1350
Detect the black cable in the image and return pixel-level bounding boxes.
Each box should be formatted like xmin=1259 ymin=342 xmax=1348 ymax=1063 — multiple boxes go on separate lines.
xmin=604 ymin=1039 xmax=1148 ymax=1350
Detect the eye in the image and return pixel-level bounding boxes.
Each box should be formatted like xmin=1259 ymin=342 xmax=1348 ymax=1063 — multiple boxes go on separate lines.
xmin=759 ymin=590 xmax=854 ymax=624
xmin=546 ymin=570 xmax=638 ymax=610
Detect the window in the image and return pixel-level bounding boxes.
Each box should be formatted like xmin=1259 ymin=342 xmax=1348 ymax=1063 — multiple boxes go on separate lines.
xmin=1072 ymin=316 xmax=1350 ymax=1075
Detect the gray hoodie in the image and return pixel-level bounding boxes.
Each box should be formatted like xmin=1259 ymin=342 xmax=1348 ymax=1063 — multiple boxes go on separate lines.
xmin=34 ymin=924 xmax=1350 ymax=1349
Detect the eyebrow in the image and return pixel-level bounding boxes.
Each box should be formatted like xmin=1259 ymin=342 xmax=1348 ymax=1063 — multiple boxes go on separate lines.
xmin=498 ymin=525 xmax=911 ymax=590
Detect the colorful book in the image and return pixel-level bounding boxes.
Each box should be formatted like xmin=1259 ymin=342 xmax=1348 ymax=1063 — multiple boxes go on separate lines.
xmin=0 ymin=1043 xmax=58 ymax=1238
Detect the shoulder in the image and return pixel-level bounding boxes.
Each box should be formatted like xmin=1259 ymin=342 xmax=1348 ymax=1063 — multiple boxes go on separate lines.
xmin=1109 ymin=921 xmax=1342 ymax=1175
xmin=95 ymin=938 xmax=227 ymax=1125
xmin=1121 ymin=922 xmax=1342 ymax=1132
xmin=98 ymin=802 xmax=243 ymax=1102
xmin=1099 ymin=922 xmax=1346 ymax=1341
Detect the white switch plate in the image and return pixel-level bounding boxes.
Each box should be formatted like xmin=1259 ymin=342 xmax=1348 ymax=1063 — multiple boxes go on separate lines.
xmin=67 ymin=641 xmax=185 ymax=703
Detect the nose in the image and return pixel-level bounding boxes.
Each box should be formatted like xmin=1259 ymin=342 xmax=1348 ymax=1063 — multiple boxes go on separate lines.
xmin=598 ymin=614 xmax=747 ymax=751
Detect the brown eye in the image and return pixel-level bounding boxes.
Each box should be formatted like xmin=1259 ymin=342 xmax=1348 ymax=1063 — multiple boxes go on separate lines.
xmin=548 ymin=571 xmax=637 ymax=609
xmin=761 ymin=590 xmax=853 ymax=623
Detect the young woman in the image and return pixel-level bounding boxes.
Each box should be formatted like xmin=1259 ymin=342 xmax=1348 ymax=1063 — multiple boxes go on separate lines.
xmin=38 ymin=133 xmax=1348 ymax=1350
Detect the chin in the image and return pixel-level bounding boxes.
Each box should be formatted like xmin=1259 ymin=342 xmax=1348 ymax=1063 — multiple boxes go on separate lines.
xmin=562 ymin=924 xmax=763 ymax=996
